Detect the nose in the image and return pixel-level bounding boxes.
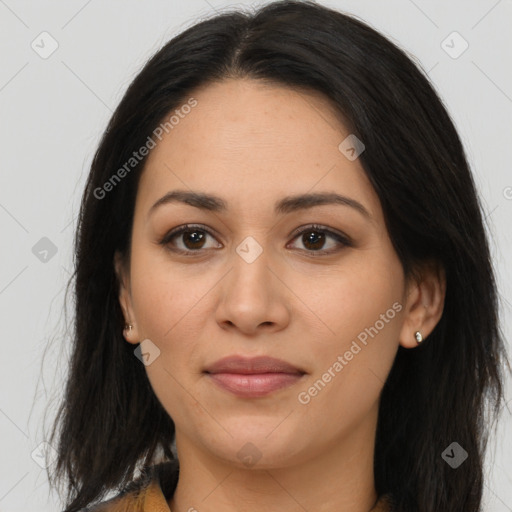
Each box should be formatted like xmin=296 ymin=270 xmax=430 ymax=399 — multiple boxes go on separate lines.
xmin=214 ymin=247 xmax=291 ymax=335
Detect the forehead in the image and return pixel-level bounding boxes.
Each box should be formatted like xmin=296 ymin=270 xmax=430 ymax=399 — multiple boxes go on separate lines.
xmin=137 ymin=78 xmax=380 ymax=220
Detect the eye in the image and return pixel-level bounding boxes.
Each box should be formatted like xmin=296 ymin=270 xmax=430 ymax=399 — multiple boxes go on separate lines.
xmin=159 ymin=223 xmax=352 ymax=256
xmin=159 ymin=224 xmax=221 ymax=254
xmin=287 ymin=224 xmax=352 ymax=255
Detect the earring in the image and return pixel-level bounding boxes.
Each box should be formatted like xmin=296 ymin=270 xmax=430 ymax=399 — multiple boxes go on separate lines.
xmin=124 ymin=323 xmax=133 ymax=332
xmin=415 ymin=331 xmax=423 ymax=344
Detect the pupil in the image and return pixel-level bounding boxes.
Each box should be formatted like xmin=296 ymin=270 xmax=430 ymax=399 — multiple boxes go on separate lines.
xmin=184 ymin=230 xmax=205 ymax=249
xmin=181 ymin=230 xmax=326 ymax=251
xmin=303 ymin=231 xmax=325 ymax=250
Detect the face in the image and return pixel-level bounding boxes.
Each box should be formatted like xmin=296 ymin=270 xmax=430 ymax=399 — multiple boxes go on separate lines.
xmin=115 ymin=78 xmax=437 ymax=470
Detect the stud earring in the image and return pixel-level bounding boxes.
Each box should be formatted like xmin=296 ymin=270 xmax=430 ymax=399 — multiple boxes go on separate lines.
xmin=124 ymin=323 xmax=133 ymax=332
xmin=415 ymin=331 xmax=423 ymax=344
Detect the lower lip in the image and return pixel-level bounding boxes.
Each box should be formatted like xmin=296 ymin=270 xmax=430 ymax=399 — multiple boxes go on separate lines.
xmin=206 ymin=372 xmax=304 ymax=397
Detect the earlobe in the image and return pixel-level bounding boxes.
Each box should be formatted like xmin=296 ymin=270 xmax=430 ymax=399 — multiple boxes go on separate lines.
xmin=398 ymin=261 xmax=446 ymax=349
xmin=123 ymin=323 xmax=139 ymax=345
xmin=114 ymin=251 xmax=140 ymax=345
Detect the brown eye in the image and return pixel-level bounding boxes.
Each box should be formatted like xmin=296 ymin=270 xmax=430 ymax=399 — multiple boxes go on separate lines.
xmin=160 ymin=224 xmax=222 ymax=254
xmin=181 ymin=229 xmax=207 ymax=249
xmin=160 ymin=223 xmax=351 ymax=257
xmin=301 ymin=230 xmax=326 ymax=250
xmin=288 ymin=224 xmax=352 ymax=255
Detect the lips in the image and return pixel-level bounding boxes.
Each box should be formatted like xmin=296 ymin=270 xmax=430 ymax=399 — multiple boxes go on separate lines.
xmin=204 ymin=355 xmax=306 ymax=397
xmin=204 ymin=355 xmax=305 ymax=375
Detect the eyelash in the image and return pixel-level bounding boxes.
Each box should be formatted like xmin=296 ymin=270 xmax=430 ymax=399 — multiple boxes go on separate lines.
xmin=159 ymin=223 xmax=352 ymax=257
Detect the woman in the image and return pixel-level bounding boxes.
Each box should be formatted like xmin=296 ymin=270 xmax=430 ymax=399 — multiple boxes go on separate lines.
xmin=47 ymin=1 xmax=510 ymax=511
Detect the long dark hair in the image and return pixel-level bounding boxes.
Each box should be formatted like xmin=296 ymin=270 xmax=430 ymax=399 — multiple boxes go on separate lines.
xmin=46 ymin=1 xmax=510 ymax=510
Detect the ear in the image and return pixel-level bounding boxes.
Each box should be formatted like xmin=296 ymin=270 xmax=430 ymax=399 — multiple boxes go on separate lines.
xmin=398 ymin=260 xmax=446 ymax=348
xmin=114 ymin=251 xmax=140 ymax=345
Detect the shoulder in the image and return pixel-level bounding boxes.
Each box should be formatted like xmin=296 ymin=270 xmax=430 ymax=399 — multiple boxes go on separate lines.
xmin=82 ymin=459 xmax=179 ymax=512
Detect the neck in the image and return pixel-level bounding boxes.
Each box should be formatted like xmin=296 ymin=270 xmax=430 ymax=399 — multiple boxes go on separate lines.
xmin=169 ymin=408 xmax=379 ymax=512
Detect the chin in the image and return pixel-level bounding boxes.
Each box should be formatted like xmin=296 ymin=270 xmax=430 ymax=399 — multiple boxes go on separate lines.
xmin=205 ymin=431 xmax=307 ymax=470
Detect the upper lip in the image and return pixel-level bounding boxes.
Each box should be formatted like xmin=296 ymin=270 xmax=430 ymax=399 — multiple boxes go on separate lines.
xmin=204 ymin=355 xmax=305 ymax=375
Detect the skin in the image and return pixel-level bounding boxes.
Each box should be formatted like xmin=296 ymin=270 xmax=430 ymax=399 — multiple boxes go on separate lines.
xmin=115 ymin=78 xmax=445 ymax=512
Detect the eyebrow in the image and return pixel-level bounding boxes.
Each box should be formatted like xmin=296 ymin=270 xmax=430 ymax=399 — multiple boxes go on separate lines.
xmin=147 ymin=190 xmax=372 ymax=220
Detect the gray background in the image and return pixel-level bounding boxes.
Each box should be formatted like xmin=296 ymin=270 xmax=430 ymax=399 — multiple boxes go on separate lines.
xmin=0 ymin=0 xmax=511 ymax=510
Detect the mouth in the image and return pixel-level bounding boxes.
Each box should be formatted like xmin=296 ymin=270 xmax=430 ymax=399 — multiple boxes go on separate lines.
xmin=203 ymin=355 xmax=306 ymax=398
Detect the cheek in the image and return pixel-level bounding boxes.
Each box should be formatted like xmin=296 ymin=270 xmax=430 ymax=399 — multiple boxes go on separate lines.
xmin=128 ymin=257 xmax=210 ymax=423
xmin=129 ymin=247 xmax=208 ymax=339
xmin=296 ymin=266 xmax=402 ymax=430
xmin=303 ymin=256 xmax=404 ymax=348
xmin=128 ymin=250 xmax=219 ymax=393
xmin=298 ymin=255 xmax=403 ymax=414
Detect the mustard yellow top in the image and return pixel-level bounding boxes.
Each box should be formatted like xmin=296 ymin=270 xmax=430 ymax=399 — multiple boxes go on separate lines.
xmin=87 ymin=460 xmax=393 ymax=512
